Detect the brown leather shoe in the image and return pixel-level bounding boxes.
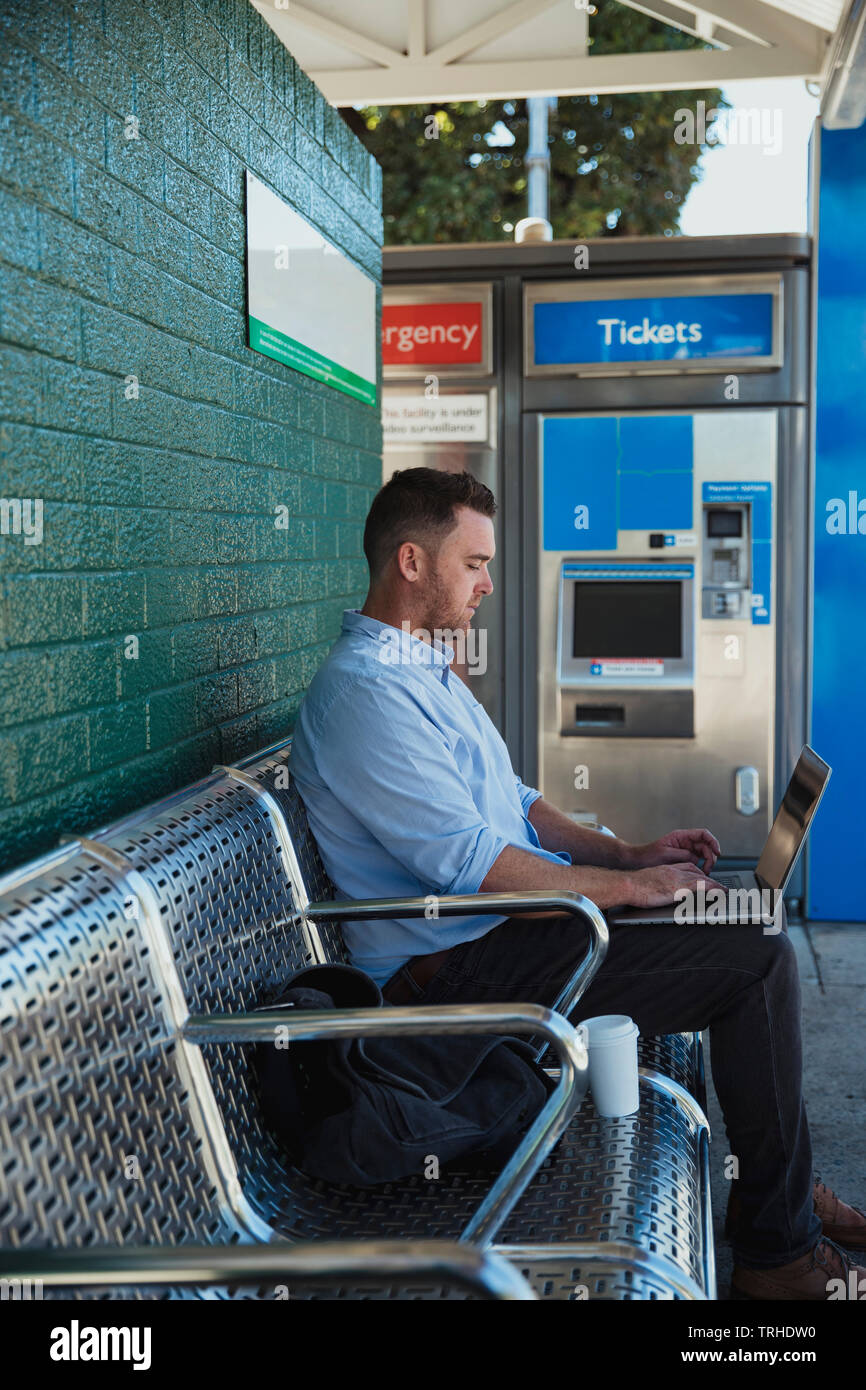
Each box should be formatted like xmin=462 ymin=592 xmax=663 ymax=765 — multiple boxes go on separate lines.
xmin=732 ymin=1238 xmax=866 ymax=1301
xmin=727 ymin=1177 xmax=866 ymax=1249
xmin=813 ymin=1177 xmax=866 ymax=1249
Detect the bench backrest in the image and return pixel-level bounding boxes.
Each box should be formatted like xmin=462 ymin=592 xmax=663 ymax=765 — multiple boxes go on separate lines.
xmin=0 ymin=740 xmax=344 ymax=1254
xmin=0 ymin=837 xmax=231 ymax=1250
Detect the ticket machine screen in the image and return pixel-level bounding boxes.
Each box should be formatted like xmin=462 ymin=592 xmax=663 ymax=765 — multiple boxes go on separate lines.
xmin=706 ymin=508 xmax=743 ymax=538
xmin=572 ymin=581 xmax=683 ymax=659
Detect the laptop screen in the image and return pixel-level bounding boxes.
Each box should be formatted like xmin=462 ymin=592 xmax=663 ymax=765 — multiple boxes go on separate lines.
xmin=756 ymin=746 xmax=832 ymax=891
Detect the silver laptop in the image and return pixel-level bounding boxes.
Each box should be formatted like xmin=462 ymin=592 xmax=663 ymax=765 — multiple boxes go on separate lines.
xmin=609 ymin=745 xmax=832 ymax=926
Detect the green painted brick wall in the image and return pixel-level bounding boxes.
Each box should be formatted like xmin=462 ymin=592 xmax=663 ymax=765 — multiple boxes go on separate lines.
xmin=0 ymin=0 xmax=383 ymax=872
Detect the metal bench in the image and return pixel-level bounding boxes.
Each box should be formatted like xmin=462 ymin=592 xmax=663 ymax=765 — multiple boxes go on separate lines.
xmin=0 ymin=736 xmax=714 ymax=1300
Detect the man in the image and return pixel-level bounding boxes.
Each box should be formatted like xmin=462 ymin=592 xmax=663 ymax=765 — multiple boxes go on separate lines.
xmin=290 ymin=467 xmax=865 ymax=1301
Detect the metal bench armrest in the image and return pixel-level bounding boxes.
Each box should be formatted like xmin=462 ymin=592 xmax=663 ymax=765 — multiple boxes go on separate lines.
xmin=0 ymin=1240 xmax=535 ymax=1301
xmin=305 ymin=888 xmax=609 ymax=1031
xmin=184 ymin=1000 xmax=588 ymax=1247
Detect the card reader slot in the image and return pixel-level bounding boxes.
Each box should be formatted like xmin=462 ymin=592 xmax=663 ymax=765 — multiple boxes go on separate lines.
xmin=575 ymin=704 xmax=625 ymax=727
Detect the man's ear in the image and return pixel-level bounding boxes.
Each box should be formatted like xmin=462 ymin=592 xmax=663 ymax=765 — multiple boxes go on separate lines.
xmin=396 ymin=540 xmax=423 ymax=583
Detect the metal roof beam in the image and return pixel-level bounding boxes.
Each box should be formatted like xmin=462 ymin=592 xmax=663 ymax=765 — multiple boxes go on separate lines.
xmin=408 ymin=0 xmax=427 ymax=60
xmin=269 ymin=3 xmax=409 ymax=69
xmin=609 ymin=0 xmax=749 ymax=45
xmin=319 ymin=42 xmax=824 ymax=105
xmin=425 ymin=0 xmax=564 ymax=65
xmin=626 ymin=0 xmax=832 ymax=49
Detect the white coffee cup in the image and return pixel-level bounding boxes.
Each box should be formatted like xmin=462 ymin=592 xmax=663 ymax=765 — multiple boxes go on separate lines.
xmin=581 ymin=1014 xmax=640 ymax=1117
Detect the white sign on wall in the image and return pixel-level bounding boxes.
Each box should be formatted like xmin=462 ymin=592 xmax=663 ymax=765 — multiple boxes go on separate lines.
xmin=383 ymin=394 xmax=489 ymax=448
xmin=245 ymin=169 xmax=377 ymax=406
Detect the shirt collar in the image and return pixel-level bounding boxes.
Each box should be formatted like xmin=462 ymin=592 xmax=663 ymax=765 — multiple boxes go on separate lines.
xmin=342 ymin=609 xmax=455 ymax=676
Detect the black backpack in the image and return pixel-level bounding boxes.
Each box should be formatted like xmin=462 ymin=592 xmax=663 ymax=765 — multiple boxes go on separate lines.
xmin=254 ymin=963 xmax=555 ymax=1187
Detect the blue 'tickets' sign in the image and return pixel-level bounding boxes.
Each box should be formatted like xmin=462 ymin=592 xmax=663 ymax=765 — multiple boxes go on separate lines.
xmin=533 ymin=293 xmax=775 ymax=367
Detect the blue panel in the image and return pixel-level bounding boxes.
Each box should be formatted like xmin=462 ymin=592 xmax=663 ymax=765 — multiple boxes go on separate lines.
xmin=619 ymin=415 xmax=693 ymax=473
xmin=619 ymin=471 xmax=693 ymax=529
xmin=533 ymin=294 xmax=775 ymax=367
xmin=542 ymin=417 xmax=618 ymax=550
xmin=750 ymin=542 xmax=771 ymax=625
xmin=618 ymin=416 xmax=693 ymax=529
xmin=809 ymin=123 xmax=866 ymax=921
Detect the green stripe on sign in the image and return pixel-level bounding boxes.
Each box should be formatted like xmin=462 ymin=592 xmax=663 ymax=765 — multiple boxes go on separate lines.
xmin=249 ymin=316 xmax=377 ymax=406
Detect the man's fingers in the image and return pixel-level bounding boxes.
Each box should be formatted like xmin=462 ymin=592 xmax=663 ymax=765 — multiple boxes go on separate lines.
xmin=686 ymin=830 xmax=720 ymax=872
xmin=651 ymin=831 xmax=723 ymax=874
xmin=671 ymin=862 xmax=706 ymax=880
xmin=678 ymin=864 xmax=724 ymax=887
xmin=660 ymin=847 xmax=698 ymax=865
xmin=681 ymin=845 xmax=708 ymax=867
xmin=697 ymin=829 xmax=722 ymax=858
xmin=696 ymin=874 xmax=727 ymax=891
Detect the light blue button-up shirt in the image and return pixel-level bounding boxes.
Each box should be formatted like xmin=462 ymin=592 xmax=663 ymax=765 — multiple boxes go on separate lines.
xmin=289 ymin=609 xmax=572 ymax=985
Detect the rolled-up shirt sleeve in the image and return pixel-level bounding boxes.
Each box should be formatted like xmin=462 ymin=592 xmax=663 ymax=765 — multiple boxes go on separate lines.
xmin=314 ymin=673 xmax=511 ymax=896
xmin=514 ymin=774 xmax=543 ymax=818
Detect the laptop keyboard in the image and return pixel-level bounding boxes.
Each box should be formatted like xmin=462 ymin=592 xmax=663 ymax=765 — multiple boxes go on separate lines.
xmin=713 ymin=871 xmax=756 ymax=890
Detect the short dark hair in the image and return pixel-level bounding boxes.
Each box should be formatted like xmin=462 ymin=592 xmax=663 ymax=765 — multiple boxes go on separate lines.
xmin=363 ymin=468 xmax=496 ymax=581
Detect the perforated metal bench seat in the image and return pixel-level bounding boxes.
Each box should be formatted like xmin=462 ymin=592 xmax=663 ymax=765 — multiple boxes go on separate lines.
xmin=0 ymin=736 xmax=714 ymax=1300
xmin=219 ymin=1066 xmax=710 ymax=1301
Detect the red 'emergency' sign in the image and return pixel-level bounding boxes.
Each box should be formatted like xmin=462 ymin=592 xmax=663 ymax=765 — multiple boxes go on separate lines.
xmin=382 ymin=302 xmax=484 ymax=365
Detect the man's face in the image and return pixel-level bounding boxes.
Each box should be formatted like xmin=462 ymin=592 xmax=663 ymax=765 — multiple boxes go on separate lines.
xmin=419 ymin=505 xmax=495 ymax=635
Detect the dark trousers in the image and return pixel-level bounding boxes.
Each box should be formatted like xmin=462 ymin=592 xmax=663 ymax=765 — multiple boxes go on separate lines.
xmin=389 ymin=909 xmax=822 ymax=1269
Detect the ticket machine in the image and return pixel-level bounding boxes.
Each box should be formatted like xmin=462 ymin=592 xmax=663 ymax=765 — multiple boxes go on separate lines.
xmin=537 ymin=409 xmax=777 ymax=854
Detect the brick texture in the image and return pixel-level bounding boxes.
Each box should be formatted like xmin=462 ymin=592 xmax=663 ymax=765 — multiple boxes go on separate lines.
xmin=0 ymin=0 xmax=383 ymax=871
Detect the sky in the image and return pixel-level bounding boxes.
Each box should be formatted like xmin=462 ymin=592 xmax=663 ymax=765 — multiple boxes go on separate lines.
xmin=678 ymin=78 xmax=821 ymax=236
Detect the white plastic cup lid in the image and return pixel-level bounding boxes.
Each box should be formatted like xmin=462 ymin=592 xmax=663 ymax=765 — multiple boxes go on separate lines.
xmin=581 ymin=1014 xmax=639 ymax=1045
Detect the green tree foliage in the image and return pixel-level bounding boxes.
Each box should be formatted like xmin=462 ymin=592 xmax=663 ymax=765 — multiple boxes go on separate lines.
xmin=340 ymin=1 xmax=728 ymax=243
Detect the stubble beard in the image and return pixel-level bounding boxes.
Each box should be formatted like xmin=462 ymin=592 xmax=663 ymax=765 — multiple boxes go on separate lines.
xmin=417 ymin=565 xmax=470 ymax=640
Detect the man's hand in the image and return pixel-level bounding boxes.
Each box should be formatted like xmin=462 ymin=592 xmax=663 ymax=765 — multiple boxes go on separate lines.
xmin=627 ymin=828 xmax=721 ymax=875
xmin=623 ymin=861 xmax=726 ymax=909
xmin=478 ymin=843 xmax=726 ymax=914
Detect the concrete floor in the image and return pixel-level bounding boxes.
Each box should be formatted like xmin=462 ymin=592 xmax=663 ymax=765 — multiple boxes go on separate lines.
xmin=706 ymin=921 xmax=866 ymax=1297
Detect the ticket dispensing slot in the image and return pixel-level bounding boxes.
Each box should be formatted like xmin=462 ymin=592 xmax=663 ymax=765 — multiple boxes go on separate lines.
xmin=702 ymin=503 xmax=751 ymax=619
xmin=557 ymin=563 xmax=695 ymax=738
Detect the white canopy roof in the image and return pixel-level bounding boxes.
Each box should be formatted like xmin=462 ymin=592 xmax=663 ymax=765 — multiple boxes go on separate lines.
xmin=251 ymin=0 xmax=853 ymax=106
